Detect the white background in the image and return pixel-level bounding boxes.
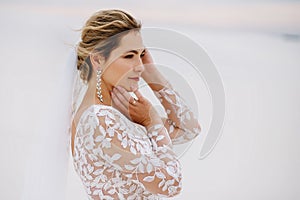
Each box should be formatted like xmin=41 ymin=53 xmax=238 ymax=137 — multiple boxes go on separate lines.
xmin=0 ymin=1 xmax=300 ymax=199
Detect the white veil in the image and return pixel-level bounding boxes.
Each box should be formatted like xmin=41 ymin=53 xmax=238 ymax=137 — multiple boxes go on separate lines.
xmin=21 ymin=43 xmax=86 ymax=200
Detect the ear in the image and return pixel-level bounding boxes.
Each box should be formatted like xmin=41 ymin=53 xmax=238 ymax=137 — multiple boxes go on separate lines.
xmin=89 ymin=52 xmax=105 ymax=71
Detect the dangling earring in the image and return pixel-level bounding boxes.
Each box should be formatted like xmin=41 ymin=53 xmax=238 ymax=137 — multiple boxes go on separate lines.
xmin=96 ymin=68 xmax=103 ymax=103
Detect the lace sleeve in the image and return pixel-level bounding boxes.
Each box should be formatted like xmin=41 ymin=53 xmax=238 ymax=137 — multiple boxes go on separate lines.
xmin=91 ymin=107 xmax=183 ymax=198
xmin=153 ymin=86 xmax=201 ymax=145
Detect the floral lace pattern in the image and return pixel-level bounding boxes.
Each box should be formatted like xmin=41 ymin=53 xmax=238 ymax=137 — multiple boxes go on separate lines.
xmin=72 ymin=87 xmax=201 ymax=199
xmin=153 ymin=87 xmax=201 ymax=144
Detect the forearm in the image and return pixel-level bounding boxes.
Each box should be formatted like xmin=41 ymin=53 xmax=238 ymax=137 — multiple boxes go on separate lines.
xmin=157 ymin=86 xmax=201 ymax=134
xmin=143 ymin=66 xmax=190 ymax=128
xmin=143 ymin=67 xmax=201 ymax=142
xmin=142 ymin=66 xmax=171 ymax=91
xmin=141 ymin=51 xmax=201 ymax=144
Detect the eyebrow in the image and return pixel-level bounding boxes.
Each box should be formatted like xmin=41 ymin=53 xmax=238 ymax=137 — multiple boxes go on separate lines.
xmin=125 ymin=48 xmax=146 ymax=54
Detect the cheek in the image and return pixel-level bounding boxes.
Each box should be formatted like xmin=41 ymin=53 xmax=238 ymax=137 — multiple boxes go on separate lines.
xmin=103 ymin=60 xmax=132 ymax=84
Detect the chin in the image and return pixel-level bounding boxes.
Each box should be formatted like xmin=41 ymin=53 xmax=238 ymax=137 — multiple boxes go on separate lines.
xmin=125 ymin=86 xmax=135 ymax=92
xmin=130 ymin=84 xmax=139 ymax=92
xmin=117 ymin=84 xmax=133 ymax=92
xmin=117 ymin=82 xmax=138 ymax=92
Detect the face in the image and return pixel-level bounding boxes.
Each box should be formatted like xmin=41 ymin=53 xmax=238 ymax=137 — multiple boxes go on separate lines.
xmin=101 ymin=31 xmax=145 ymax=92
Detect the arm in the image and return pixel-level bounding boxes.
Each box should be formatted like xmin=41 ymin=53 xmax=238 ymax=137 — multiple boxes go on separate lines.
xmin=93 ymin=107 xmax=182 ymax=197
xmin=141 ymin=49 xmax=201 ymax=144
xmin=153 ymin=86 xmax=202 ymax=144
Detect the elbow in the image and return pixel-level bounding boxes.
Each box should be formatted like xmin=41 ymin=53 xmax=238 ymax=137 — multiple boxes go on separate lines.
xmin=159 ymin=174 xmax=183 ymax=197
xmin=161 ymin=161 xmax=183 ymax=197
xmin=166 ymin=176 xmax=183 ymax=197
xmin=192 ymin=122 xmax=202 ymax=138
xmin=194 ymin=119 xmax=202 ymax=135
xmin=198 ymin=122 xmax=202 ymax=134
xmin=192 ymin=117 xmax=202 ymax=136
xmin=154 ymin=170 xmax=183 ymax=197
xmin=141 ymin=168 xmax=183 ymax=197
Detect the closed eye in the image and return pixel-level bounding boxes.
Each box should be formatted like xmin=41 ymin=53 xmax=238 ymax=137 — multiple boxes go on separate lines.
xmin=124 ymin=54 xmax=134 ymax=59
xmin=124 ymin=53 xmax=145 ymax=59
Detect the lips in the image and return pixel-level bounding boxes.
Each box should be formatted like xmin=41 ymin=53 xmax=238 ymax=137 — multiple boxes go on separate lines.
xmin=128 ymin=77 xmax=140 ymax=81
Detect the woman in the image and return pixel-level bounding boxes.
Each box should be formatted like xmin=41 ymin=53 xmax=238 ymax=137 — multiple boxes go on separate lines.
xmin=70 ymin=9 xmax=201 ymax=199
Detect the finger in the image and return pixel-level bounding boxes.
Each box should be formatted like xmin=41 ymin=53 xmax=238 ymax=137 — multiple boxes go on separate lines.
xmin=116 ymin=86 xmax=135 ymax=104
xmin=134 ymin=89 xmax=144 ymax=102
xmin=113 ymin=87 xmax=132 ymax=108
xmin=111 ymin=91 xmax=128 ymax=114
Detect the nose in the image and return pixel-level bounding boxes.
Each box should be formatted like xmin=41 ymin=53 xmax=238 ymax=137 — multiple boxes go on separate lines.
xmin=133 ymin=58 xmax=144 ymax=72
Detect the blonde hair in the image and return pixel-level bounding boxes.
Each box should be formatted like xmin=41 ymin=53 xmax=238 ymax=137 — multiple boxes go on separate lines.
xmin=76 ymin=9 xmax=142 ymax=82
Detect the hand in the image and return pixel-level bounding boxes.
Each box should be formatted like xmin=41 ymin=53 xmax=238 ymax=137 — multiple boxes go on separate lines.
xmin=111 ymin=85 xmax=161 ymax=128
xmin=141 ymin=48 xmax=157 ymax=76
xmin=141 ymin=48 xmax=170 ymax=91
xmin=141 ymin=48 xmax=154 ymax=65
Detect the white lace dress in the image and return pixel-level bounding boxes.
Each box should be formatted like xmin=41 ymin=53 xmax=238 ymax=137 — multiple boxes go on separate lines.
xmin=71 ymin=87 xmax=201 ymax=200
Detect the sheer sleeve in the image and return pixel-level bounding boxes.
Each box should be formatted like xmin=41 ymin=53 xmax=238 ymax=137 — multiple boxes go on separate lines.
xmin=153 ymin=86 xmax=202 ymax=145
xmin=90 ymin=107 xmax=183 ymax=198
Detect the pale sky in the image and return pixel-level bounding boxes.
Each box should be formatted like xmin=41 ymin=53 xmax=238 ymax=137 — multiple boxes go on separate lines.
xmin=1 ymin=0 xmax=300 ymax=34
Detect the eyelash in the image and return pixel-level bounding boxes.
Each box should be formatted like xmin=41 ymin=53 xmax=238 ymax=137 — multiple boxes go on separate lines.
xmin=124 ymin=53 xmax=145 ymax=59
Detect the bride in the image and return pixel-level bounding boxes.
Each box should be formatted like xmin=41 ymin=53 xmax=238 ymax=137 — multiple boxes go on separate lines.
xmin=69 ymin=9 xmax=202 ymax=199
